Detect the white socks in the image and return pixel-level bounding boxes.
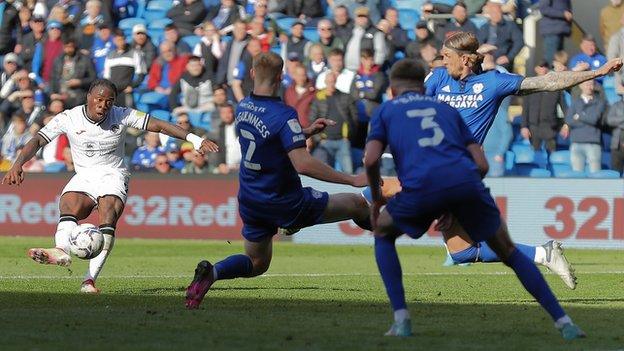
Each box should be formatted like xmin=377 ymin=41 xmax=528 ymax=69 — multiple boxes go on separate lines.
xmin=54 ymin=216 xmax=77 ymax=254
xmin=84 ymin=233 xmax=115 ymax=282
xmin=555 ymin=315 xmax=572 ymax=329
xmin=534 ymin=246 xmax=547 ymax=265
xmin=394 ymin=309 xmax=410 ymax=323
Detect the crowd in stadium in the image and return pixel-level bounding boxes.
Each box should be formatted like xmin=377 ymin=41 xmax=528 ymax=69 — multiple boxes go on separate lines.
xmin=0 ymin=0 xmax=623 ymax=178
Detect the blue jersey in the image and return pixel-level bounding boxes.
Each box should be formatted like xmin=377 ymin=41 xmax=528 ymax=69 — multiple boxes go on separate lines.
xmin=424 ymin=67 xmax=524 ymax=144
xmin=235 ymin=94 xmax=307 ymax=213
xmin=368 ymin=92 xmax=481 ymax=193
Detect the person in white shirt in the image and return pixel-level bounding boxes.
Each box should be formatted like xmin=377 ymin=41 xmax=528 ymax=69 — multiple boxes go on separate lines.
xmin=2 ymin=79 xmax=218 ymax=294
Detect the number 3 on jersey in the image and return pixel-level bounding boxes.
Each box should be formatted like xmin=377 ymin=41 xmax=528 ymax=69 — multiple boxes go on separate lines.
xmin=407 ymin=108 xmax=444 ymax=147
xmin=240 ymin=129 xmax=261 ymax=170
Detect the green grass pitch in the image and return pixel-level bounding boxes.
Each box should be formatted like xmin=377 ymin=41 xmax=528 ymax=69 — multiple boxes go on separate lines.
xmin=1 ymin=236 xmax=623 ymax=351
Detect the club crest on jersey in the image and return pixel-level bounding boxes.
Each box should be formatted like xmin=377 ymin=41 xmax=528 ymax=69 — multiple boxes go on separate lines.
xmin=111 ymin=124 xmax=120 ymax=133
xmin=472 ymin=83 xmax=484 ymax=94
xmin=85 ymin=142 xmax=96 ymax=157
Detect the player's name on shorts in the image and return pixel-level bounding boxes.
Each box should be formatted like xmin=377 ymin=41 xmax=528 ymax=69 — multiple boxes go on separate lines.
xmin=236 ymin=111 xmax=270 ymax=138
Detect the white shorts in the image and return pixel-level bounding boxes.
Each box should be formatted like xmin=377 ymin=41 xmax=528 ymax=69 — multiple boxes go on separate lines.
xmin=62 ymin=169 xmax=130 ymax=204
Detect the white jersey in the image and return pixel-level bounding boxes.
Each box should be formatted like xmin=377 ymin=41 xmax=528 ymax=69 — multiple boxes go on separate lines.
xmin=37 ymin=105 xmax=150 ymax=174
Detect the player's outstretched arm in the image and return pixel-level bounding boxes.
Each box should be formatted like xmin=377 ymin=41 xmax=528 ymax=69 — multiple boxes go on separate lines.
xmin=288 ymin=147 xmax=367 ymax=187
xmin=466 ymin=143 xmax=489 ymax=178
xmin=363 ymin=140 xmax=384 ymax=229
xmin=145 ymin=117 xmax=219 ymax=155
xmin=518 ymin=58 xmax=623 ymax=95
xmin=2 ymin=135 xmax=47 ymax=186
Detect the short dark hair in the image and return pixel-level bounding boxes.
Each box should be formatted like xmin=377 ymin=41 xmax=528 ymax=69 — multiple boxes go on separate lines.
xmin=88 ymin=78 xmax=118 ymax=97
xmin=360 ymin=48 xmax=374 ymax=59
xmin=165 ymin=23 xmax=177 ymax=31
xmin=113 ymin=28 xmax=125 ymax=37
xmin=328 ymin=48 xmax=344 ymax=58
xmin=389 ymin=59 xmax=426 ymax=90
xmin=188 ymin=55 xmax=202 ymax=62
xmin=62 ymin=34 xmax=77 ymax=45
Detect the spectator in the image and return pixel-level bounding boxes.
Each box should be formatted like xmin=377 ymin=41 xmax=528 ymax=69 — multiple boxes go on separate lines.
xmin=31 ymin=20 xmax=64 ymax=86
xmin=418 ymin=42 xmax=439 ymax=67
xmin=562 ymin=80 xmax=607 ymax=173
xmin=16 ymin=94 xmax=44 ymax=126
xmin=438 ymin=1 xmax=479 ymax=42
xmin=163 ymin=142 xmax=185 ymax=170
xmin=608 ymin=12 xmax=624 ymax=94
xmin=281 ymin=52 xmax=301 ymax=90
xmin=521 ymin=62 xmax=566 ymax=153
xmin=175 ymin=112 xmax=208 ymax=138
xmin=0 ymin=69 xmax=34 ymax=128
xmin=378 ymin=7 xmax=408 ymax=57
xmin=248 ymin=16 xmax=273 ymax=52
xmin=0 ymin=53 xmax=21 ymax=94
xmin=1 ymin=115 xmax=31 ymax=163
xmin=328 ymin=0 xmax=381 ymax=24
xmin=310 ymin=71 xmax=357 ymax=174
xmin=164 ymin=24 xmax=192 ymax=55
xmin=103 ymin=29 xmax=146 ymax=108
xmin=284 ymin=63 xmax=316 ymax=129
xmin=166 ymin=0 xmax=207 ymax=37
xmin=350 ymin=48 xmax=387 ymax=149
xmin=32 ymin=98 xmax=64 ymax=130
xmin=232 ymin=38 xmax=262 ymax=102
xmin=206 ymin=0 xmax=245 ymax=34
xmin=600 ymin=0 xmax=624 ymax=51
xmin=145 ymin=41 xmax=190 ymax=109
xmin=182 ymin=151 xmax=212 ymax=174
xmin=552 ymin=50 xmax=569 ymax=72
xmin=477 ymin=0 xmax=524 ymax=71
xmin=0 ymin=0 xmax=20 ymax=55
xmin=193 ymin=21 xmax=224 ymax=80
xmin=131 ymin=131 xmax=164 ymax=170
xmin=538 ymin=0 xmax=572 ymax=63
xmin=344 ymin=7 xmax=385 ymax=71
xmin=405 ymin=21 xmax=439 ymax=60
xmin=280 ymin=21 xmax=311 ymax=65
xmin=568 ymin=35 xmax=607 ymax=85
xmin=286 ymin=0 xmax=324 ymax=24
xmin=16 ymin=2 xmax=32 ymax=45
xmin=316 ymin=19 xmax=344 ymax=58
xmin=332 ymin=5 xmax=353 ymax=44
xmin=90 ymin=23 xmax=114 ymax=77
xmin=208 ymin=103 xmax=240 ymax=174
xmin=215 ymin=20 xmax=249 ymax=88
xmin=607 ymin=96 xmax=624 ymax=174
xmin=154 ymin=153 xmax=176 ymax=174
xmin=212 ymin=85 xmax=229 ymax=108
xmin=50 ymin=36 xmax=97 ymax=109
xmin=78 ymin=0 xmax=107 ymax=50
xmin=306 ymin=43 xmax=326 ymax=83
xmin=131 ymin=23 xmax=156 ymax=68
xmin=40 ymin=113 xmax=69 ymax=170
xmin=315 ymin=48 xmax=354 ymax=94
xmin=169 ymin=55 xmax=215 ymax=121
xmin=18 ymin=15 xmax=45 ymax=71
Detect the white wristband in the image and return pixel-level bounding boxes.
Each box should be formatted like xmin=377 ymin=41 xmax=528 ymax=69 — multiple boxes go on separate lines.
xmin=185 ymin=133 xmax=204 ymax=150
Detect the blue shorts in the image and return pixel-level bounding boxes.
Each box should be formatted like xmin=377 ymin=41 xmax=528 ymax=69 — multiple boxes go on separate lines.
xmin=386 ymin=181 xmax=501 ymax=243
xmin=240 ymin=187 xmax=329 ymax=242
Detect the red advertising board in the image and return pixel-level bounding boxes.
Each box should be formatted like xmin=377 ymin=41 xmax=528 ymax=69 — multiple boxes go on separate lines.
xmin=0 ymin=174 xmax=242 ymax=239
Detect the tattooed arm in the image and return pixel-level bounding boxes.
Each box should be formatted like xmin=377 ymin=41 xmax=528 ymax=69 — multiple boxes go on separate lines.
xmin=518 ymin=58 xmax=623 ymax=95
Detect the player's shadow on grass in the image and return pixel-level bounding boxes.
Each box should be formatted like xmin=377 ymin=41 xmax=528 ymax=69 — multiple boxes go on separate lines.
xmin=1 ymin=292 xmax=623 ymax=351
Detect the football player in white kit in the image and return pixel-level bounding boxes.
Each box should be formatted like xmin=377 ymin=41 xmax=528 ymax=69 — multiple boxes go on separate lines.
xmin=2 ymin=79 xmax=218 ymax=293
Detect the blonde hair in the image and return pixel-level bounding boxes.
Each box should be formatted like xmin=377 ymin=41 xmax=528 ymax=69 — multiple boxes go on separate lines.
xmin=444 ymin=32 xmax=484 ymax=72
xmin=252 ymin=52 xmax=284 ymax=86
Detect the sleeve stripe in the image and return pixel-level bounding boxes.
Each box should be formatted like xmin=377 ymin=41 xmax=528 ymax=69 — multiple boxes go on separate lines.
xmin=37 ymin=131 xmax=51 ymax=143
xmin=142 ymin=113 xmax=150 ymax=130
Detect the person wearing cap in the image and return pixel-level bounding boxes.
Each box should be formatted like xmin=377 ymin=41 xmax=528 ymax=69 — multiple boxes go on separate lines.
xmin=166 ymin=0 xmax=207 ymax=37
xmin=169 ymin=55 xmax=215 ymax=129
xmin=280 ymin=21 xmax=311 ymax=66
xmin=18 ymin=15 xmax=46 ymax=71
xmin=438 ymin=1 xmax=479 ymax=42
xmin=164 ymin=23 xmax=192 ymax=55
xmin=316 ymin=19 xmax=344 ymax=58
xmin=521 ymin=62 xmax=567 ymax=153
xmin=0 ymin=0 xmax=20 ymax=55
xmin=569 ymin=35 xmax=608 ymax=85
xmin=90 ymin=23 xmax=114 ymax=77
xmin=131 ymin=23 xmax=157 ymax=68
xmin=332 ymin=5 xmax=353 ymax=44
xmin=30 ymin=19 xmax=64 ymax=87
xmin=405 ymin=20 xmax=439 ymax=60
xmin=476 ymin=0 xmax=524 ymax=71
xmin=103 ymin=29 xmax=147 ymax=108
xmin=344 ymin=6 xmax=386 ymax=71
xmin=1 ymin=53 xmax=21 ymax=86
xmin=538 ymin=0 xmax=572 ymax=63
xmin=49 ymin=36 xmax=97 ymax=109
xmin=192 ymin=21 xmax=224 ymax=79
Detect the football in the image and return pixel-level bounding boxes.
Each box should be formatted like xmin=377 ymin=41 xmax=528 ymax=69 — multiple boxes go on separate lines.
xmin=69 ymin=224 xmax=104 ymax=260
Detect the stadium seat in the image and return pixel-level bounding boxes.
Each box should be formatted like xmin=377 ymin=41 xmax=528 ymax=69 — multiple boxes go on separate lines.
xmin=533 ymin=150 xmax=548 ymax=168
xmin=551 ymin=163 xmax=573 ymax=177
xmin=270 ymin=45 xmax=281 ymax=55
xmin=504 ymin=150 xmax=515 ymax=172
xmin=150 ymin=109 xmax=172 ymax=122
xmin=119 ymin=17 xmax=146 ymax=37
xmin=275 ymin=17 xmax=298 ymax=35
xmin=587 ymin=169 xmax=621 ymax=178
xmin=511 ymin=143 xmax=534 ymax=163
xmin=432 ymin=0 xmax=457 ymax=5
xmin=513 ymin=163 xmax=540 ymax=176
xmin=181 ymin=35 xmax=202 ymax=50
xmin=143 ymin=0 xmax=171 ymax=22
xmin=188 ymin=111 xmax=212 ymax=131
xmin=392 ymin=0 xmax=425 ymax=8
xmin=529 ymin=168 xmax=551 ymax=178
xmin=602 ymin=75 xmax=620 ymax=105
xmin=43 ymin=162 xmax=66 ymax=173
xmin=470 ymin=16 xmax=489 ymax=29
xmin=397 ymin=9 xmax=420 ymax=31
xmin=556 ymin=170 xmax=587 ymax=178
xmin=549 ymin=150 xmax=571 ymax=165
xmin=148 ymin=17 xmax=173 ymax=30
xmin=303 ymin=28 xmax=320 ymax=43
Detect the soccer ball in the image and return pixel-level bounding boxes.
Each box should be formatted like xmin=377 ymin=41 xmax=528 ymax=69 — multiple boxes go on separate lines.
xmin=69 ymin=224 xmax=104 ymax=259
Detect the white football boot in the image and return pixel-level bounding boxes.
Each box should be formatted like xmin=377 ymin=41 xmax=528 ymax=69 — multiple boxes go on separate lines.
xmin=542 ymin=240 xmax=577 ymax=290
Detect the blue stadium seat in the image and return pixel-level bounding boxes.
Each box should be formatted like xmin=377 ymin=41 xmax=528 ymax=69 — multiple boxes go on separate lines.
xmin=511 ymin=143 xmax=534 ymax=163
xmin=392 ymin=0 xmax=425 ymax=8
xmin=556 ymin=170 xmax=587 ymax=178
xmin=587 ymin=170 xmax=621 ymax=178
xmin=470 ymin=16 xmax=489 ymax=29
xmin=549 ymin=150 xmax=570 ymax=165
xmin=514 ymin=163 xmax=540 ymax=176
xmin=119 ymin=17 xmax=146 ymax=37
xmin=533 ymin=150 xmax=548 ymax=168
xmin=551 ymin=163 xmax=573 ymax=176
xmin=150 ymin=109 xmax=171 ymax=122
xmin=303 ymin=28 xmax=320 ymax=43
xmin=529 ymin=168 xmax=551 ymax=178
xmin=188 ymin=111 xmax=212 ymax=131
xmin=147 ymin=29 xmax=162 ymax=46
xmin=148 ymin=17 xmax=173 ymax=30
xmin=432 ymin=0 xmax=457 ymax=5
xmin=181 ymin=35 xmax=202 ymax=50
xmin=270 ymin=45 xmax=281 ymax=55
xmin=602 ymin=75 xmax=620 ymax=105
xmin=504 ymin=150 xmax=515 ymax=172
xmin=397 ymin=9 xmax=420 ymax=30
xmin=44 ymin=162 xmax=66 ymax=173
xmin=143 ymin=0 xmax=171 ymax=22
xmin=276 ymin=17 xmax=298 ymax=35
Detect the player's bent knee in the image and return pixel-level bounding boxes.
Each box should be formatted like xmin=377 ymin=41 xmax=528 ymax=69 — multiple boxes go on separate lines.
xmin=249 ymin=257 xmax=271 ymax=277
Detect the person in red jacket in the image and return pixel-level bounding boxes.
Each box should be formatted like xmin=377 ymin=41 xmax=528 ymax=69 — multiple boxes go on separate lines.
xmin=142 ymin=41 xmax=190 ymax=110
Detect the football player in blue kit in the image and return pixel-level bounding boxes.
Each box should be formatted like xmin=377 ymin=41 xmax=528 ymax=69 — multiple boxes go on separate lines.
xmin=364 ymin=59 xmax=586 ymax=340
xmin=363 ymin=31 xmax=623 ymax=290
xmin=185 ymin=52 xmax=371 ymax=309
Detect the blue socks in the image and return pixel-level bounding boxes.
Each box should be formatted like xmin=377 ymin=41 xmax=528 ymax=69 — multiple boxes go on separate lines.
xmin=505 ymin=248 xmax=566 ymax=321
xmin=374 ymin=235 xmax=407 ymax=311
xmin=214 ymin=254 xmax=253 ymax=280
xmin=450 ymin=242 xmax=537 ymax=264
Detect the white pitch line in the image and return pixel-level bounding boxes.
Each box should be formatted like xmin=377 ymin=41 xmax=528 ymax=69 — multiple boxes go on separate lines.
xmin=0 ymin=271 xmax=623 ymax=280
